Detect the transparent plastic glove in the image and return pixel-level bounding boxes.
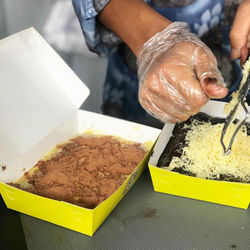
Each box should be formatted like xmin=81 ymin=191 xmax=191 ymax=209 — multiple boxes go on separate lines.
xmin=137 ymin=22 xmax=228 ymax=123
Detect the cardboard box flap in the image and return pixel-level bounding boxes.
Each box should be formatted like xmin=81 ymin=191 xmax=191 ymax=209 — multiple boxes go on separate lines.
xmin=0 ymin=28 xmax=89 ymax=165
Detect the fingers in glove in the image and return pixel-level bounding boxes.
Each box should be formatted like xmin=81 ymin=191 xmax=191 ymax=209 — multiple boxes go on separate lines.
xmin=159 ymin=55 xmax=209 ymax=111
xmin=139 ymin=81 xmax=198 ymax=123
xmin=144 ymin=66 xmax=194 ymax=111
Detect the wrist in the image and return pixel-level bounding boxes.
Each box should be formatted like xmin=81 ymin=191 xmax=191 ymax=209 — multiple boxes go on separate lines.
xmin=99 ymin=0 xmax=171 ymax=57
xmin=134 ymin=15 xmax=172 ymax=57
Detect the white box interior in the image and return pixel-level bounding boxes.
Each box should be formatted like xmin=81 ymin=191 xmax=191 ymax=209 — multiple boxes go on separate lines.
xmin=0 ymin=109 xmax=160 ymax=183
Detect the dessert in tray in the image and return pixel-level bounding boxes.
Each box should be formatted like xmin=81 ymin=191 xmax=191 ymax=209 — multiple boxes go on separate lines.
xmin=9 ymin=133 xmax=148 ymax=208
xmin=157 ymin=113 xmax=250 ymax=183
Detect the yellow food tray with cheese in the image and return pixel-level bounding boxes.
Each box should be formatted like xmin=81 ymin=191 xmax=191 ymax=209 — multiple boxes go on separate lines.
xmin=149 ymin=100 xmax=250 ymax=209
xmin=0 ymin=28 xmax=160 ymax=236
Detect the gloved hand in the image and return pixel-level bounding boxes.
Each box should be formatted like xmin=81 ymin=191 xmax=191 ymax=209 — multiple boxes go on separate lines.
xmin=137 ymin=22 xmax=228 ymax=123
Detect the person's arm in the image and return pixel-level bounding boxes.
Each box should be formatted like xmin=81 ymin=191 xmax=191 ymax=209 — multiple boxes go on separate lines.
xmin=98 ymin=0 xmax=228 ymax=123
xmin=99 ymin=0 xmax=171 ymax=57
xmin=230 ymin=0 xmax=250 ymax=65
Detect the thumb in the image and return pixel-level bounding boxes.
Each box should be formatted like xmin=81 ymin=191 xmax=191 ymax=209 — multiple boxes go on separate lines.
xmin=200 ymin=75 xmax=228 ymax=99
xmin=195 ymin=49 xmax=228 ymax=99
xmin=240 ymin=46 xmax=249 ymax=66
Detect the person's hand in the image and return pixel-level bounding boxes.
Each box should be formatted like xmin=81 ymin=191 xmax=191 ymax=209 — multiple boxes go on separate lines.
xmin=230 ymin=0 xmax=250 ymax=65
xmin=137 ymin=22 xmax=228 ymax=123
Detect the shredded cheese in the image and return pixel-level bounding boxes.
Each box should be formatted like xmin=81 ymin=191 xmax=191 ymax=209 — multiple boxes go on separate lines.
xmin=164 ymin=120 xmax=250 ymax=182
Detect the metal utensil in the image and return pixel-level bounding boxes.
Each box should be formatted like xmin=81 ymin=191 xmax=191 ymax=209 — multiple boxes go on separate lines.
xmin=220 ymin=66 xmax=250 ymax=155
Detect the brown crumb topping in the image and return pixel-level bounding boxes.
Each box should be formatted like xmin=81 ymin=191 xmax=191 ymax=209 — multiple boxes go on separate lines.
xmin=10 ymin=135 xmax=147 ymax=208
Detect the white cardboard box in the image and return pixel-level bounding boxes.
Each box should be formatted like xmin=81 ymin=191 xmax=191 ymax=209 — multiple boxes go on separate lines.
xmin=0 ymin=28 xmax=160 ymax=235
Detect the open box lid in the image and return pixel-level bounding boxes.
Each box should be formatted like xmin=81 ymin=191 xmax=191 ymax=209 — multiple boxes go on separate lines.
xmin=0 ymin=28 xmax=90 ymax=164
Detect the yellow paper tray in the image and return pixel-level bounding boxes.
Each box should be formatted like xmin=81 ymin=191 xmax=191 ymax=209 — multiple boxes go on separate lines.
xmin=149 ymin=162 xmax=250 ymax=209
xmin=0 ymin=151 xmax=150 ymax=237
xmin=148 ymin=100 xmax=250 ymax=209
xmin=0 ymin=28 xmax=161 ymax=236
